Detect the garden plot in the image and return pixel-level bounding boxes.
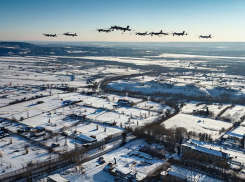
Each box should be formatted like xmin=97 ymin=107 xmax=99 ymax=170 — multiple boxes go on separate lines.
xmin=72 ymin=123 xmax=124 ymax=141
xmin=40 ymin=135 xmax=82 ymax=153
xmin=56 ymin=105 xmax=97 ymax=117
xmin=219 ymin=105 xmax=245 ymax=123
xmin=0 ymin=134 xmax=57 ymax=174
xmin=0 ymin=89 xmax=62 ymax=107
xmin=62 ymin=139 xmax=164 ymax=182
xmin=136 ymin=101 xmax=174 ymax=113
xmin=0 ymin=120 xmax=27 ymax=133
xmin=58 ymin=92 xmax=84 ymax=102
xmin=21 ymin=113 xmax=80 ymax=132
xmin=181 ymin=102 xmax=231 ymax=119
xmin=115 ymin=107 xmax=159 ymax=119
xmin=163 ymin=114 xmax=233 ymax=140
xmin=76 ymin=96 xmax=116 ymax=110
xmin=87 ymin=110 xmax=159 ymax=127
xmin=105 ymin=94 xmax=143 ymax=103
xmin=0 ymin=95 xmax=66 ymax=120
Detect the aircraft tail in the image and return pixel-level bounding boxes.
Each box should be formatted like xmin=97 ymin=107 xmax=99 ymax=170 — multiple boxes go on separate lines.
xmin=160 ymin=30 xmax=162 ymax=33
xmin=126 ymin=26 xmax=129 ymax=29
xmin=209 ymin=34 xmax=211 ymax=37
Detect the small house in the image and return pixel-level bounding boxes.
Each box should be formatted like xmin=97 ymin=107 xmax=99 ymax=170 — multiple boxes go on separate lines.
xmin=76 ymin=133 xmax=97 ymax=143
xmin=47 ymin=174 xmax=70 ymax=182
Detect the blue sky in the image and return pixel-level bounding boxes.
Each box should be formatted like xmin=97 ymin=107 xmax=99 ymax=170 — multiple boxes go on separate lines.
xmin=0 ymin=0 xmax=244 ymax=42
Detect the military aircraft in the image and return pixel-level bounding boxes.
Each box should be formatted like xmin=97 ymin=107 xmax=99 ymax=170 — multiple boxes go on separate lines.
xmin=43 ymin=33 xmax=57 ymax=37
xmin=149 ymin=30 xmax=168 ymax=37
xmin=171 ymin=31 xmax=187 ymax=36
xmin=96 ymin=28 xmax=111 ymax=33
xmin=110 ymin=25 xmax=123 ymax=31
xmin=135 ymin=31 xmax=148 ymax=36
xmin=62 ymin=32 xmax=77 ymax=37
xmin=198 ymin=34 xmax=212 ymax=39
xmin=120 ymin=26 xmax=131 ymax=32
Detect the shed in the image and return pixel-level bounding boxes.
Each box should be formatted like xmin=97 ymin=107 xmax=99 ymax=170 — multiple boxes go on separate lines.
xmin=47 ymin=174 xmax=70 ymax=182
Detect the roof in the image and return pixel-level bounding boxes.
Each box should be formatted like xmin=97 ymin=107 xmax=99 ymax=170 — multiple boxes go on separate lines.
xmin=168 ymin=165 xmax=224 ymax=182
xmin=226 ymin=126 xmax=245 ymax=139
xmin=76 ymin=133 xmax=97 ymax=142
xmin=115 ymin=165 xmax=131 ymax=175
xmin=182 ymin=139 xmax=230 ymax=158
xmin=48 ymin=174 xmax=69 ymax=182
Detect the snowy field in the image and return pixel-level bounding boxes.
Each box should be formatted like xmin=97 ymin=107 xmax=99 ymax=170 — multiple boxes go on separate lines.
xmin=181 ymin=102 xmax=231 ymax=119
xmin=136 ymin=101 xmax=174 ymax=113
xmin=163 ymin=114 xmax=233 ymax=140
xmin=0 ymin=95 xmax=65 ymax=120
xmin=87 ymin=109 xmax=160 ymax=127
xmin=106 ymin=78 xmax=207 ymax=97
xmin=219 ymin=105 xmax=245 ymax=123
xmin=105 ymin=94 xmax=143 ymax=103
xmin=0 ymin=134 xmax=57 ymax=174
xmin=73 ymin=122 xmax=124 ymax=141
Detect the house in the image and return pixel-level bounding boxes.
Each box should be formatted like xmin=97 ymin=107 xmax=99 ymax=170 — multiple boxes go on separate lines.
xmin=47 ymin=174 xmax=70 ymax=182
xmin=76 ymin=133 xmax=97 ymax=143
xmin=182 ymin=139 xmax=232 ymax=164
xmin=222 ymin=126 xmax=245 ymax=148
xmin=161 ymin=165 xmax=224 ymax=182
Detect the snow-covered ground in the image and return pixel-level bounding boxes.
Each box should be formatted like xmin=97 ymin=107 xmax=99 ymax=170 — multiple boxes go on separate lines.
xmin=163 ymin=114 xmax=233 ymax=140
xmin=219 ymin=105 xmax=245 ymax=123
xmin=62 ymin=139 xmax=165 ymax=182
xmin=136 ymin=101 xmax=174 ymax=113
xmin=181 ymin=102 xmax=231 ymax=119
xmin=87 ymin=109 xmax=160 ymax=127
xmin=0 ymin=134 xmax=58 ymax=174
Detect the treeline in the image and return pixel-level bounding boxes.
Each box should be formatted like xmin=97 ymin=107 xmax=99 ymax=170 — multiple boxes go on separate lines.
xmin=132 ymin=112 xmax=215 ymax=153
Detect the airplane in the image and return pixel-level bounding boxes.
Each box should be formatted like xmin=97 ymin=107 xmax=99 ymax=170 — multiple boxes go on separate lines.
xmin=96 ymin=28 xmax=111 ymax=33
xmin=135 ymin=31 xmax=148 ymax=36
xmin=171 ymin=31 xmax=187 ymax=36
xmin=199 ymin=34 xmax=212 ymax=39
xmin=120 ymin=26 xmax=132 ymax=32
xmin=62 ymin=32 xmax=77 ymax=37
xmin=149 ymin=30 xmax=168 ymax=37
xmin=43 ymin=33 xmax=57 ymax=37
xmin=110 ymin=25 xmax=123 ymax=31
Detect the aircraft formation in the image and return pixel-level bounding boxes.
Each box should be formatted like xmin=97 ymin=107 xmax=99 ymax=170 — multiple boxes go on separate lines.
xmin=43 ymin=25 xmax=212 ymax=39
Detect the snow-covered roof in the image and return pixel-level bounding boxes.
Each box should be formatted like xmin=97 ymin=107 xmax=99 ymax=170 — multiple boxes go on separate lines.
xmin=168 ymin=165 xmax=224 ymax=182
xmin=226 ymin=126 xmax=245 ymax=139
xmin=76 ymin=134 xmax=97 ymax=142
xmin=48 ymin=174 xmax=69 ymax=182
xmin=182 ymin=139 xmax=230 ymax=158
xmin=115 ymin=165 xmax=131 ymax=175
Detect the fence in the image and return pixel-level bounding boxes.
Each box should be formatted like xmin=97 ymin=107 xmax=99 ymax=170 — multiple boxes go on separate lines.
xmin=0 ymin=134 xmax=124 ymax=182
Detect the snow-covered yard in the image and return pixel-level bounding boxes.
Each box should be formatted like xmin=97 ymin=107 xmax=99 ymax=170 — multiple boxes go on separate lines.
xmin=163 ymin=114 xmax=233 ymax=140
xmin=0 ymin=134 xmax=57 ymax=174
